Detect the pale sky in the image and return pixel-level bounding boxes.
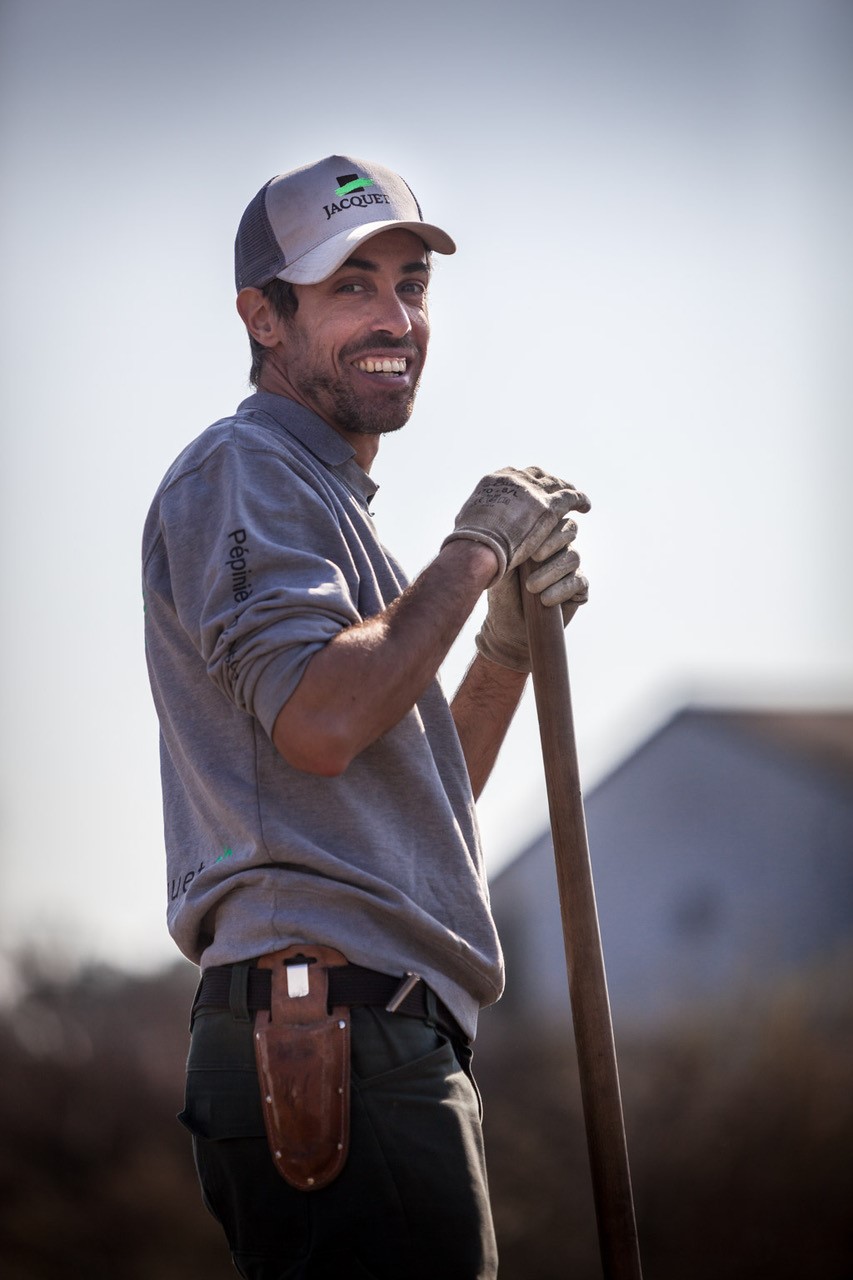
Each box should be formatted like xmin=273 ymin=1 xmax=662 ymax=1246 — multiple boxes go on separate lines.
xmin=1 ymin=0 xmax=851 ymax=979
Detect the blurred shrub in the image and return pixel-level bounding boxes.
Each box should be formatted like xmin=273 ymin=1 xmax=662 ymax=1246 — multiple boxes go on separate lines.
xmin=476 ymin=948 xmax=853 ymax=1279
xmin=0 ymin=954 xmax=230 ymax=1280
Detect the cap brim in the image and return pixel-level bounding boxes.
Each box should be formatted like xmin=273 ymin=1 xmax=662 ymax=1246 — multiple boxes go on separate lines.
xmin=276 ymin=220 xmax=456 ymax=285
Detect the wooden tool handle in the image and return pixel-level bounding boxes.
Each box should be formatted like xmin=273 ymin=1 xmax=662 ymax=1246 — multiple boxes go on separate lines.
xmin=520 ymin=563 xmax=642 ymax=1280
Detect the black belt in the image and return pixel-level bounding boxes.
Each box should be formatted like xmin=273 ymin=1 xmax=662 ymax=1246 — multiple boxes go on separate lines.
xmin=195 ymin=962 xmax=466 ymax=1042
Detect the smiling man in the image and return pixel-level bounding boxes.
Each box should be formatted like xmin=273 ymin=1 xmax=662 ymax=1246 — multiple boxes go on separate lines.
xmin=142 ymin=155 xmax=590 ymax=1279
xmin=238 ymin=228 xmax=430 ymax=448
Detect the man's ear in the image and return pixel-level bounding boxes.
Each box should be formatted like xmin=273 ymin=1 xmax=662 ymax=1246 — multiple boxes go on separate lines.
xmin=236 ymin=288 xmax=281 ymax=348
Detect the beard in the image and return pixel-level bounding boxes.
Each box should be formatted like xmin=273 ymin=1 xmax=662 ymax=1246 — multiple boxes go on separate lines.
xmin=300 ymin=366 xmax=420 ymax=437
xmin=273 ymin=323 xmax=423 ymax=437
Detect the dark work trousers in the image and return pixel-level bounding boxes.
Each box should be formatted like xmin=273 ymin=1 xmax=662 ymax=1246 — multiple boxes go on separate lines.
xmin=179 ymin=976 xmax=498 ymax=1279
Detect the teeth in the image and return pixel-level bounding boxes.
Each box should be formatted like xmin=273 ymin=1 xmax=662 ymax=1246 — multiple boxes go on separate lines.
xmin=354 ymin=358 xmax=407 ymax=375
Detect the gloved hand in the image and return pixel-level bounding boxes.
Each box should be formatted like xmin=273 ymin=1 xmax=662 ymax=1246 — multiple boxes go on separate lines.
xmin=443 ymin=466 xmax=591 ymax=581
xmin=475 ymin=514 xmax=589 ymax=672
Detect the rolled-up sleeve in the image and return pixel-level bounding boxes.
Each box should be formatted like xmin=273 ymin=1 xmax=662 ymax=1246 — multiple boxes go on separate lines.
xmin=158 ymin=436 xmax=362 ymax=737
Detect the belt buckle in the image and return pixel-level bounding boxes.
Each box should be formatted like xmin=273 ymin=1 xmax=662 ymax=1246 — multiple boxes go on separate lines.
xmin=385 ymin=971 xmax=422 ymax=1014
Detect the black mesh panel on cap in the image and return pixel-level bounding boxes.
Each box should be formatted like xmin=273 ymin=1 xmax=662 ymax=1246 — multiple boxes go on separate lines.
xmin=234 ymin=181 xmax=285 ymax=290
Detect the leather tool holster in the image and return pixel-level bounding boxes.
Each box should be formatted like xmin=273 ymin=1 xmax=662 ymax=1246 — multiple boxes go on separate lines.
xmin=253 ymin=945 xmax=350 ymax=1191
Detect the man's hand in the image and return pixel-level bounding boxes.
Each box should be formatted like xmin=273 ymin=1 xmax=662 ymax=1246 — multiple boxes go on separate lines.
xmin=475 ymin=513 xmax=589 ymax=672
xmin=443 ymin=466 xmax=591 ymax=581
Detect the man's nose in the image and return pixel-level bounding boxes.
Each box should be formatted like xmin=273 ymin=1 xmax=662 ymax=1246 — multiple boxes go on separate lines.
xmin=368 ymin=289 xmax=413 ymax=337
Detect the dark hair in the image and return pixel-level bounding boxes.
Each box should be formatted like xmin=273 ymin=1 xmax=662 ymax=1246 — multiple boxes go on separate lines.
xmin=248 ymin=278 xmax=299 ymax=388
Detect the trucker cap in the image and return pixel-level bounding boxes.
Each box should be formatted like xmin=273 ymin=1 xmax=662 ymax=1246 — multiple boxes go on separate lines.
xmin=234 ymin=155 xmax=456 ymax=291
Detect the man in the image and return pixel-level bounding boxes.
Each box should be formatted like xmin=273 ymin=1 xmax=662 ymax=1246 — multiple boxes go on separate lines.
xmin=143 ymin=155 xmax=589 ymax=1279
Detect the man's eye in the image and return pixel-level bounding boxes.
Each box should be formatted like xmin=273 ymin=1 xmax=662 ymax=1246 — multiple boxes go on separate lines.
xmin=337 ymin=282 xmax=366 ymax=294
xmin=400 ymin=281 xmax=427 ymax=297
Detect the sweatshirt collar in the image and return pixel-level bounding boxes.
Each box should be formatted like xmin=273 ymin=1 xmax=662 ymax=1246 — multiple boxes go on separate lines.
xmin=237 ymin=392 xmax=379 ymax=506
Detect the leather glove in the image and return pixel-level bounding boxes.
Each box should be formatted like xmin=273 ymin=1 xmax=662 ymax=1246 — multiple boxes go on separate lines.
xmin=443 ymin=466 xmax=591 ymax=581
xmin=475 ymin=515 xmax=589 ymax=672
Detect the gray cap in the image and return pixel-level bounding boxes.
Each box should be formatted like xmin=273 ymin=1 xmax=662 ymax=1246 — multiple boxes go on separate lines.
xmin=235 ymin=154 xmax=456 ymax=290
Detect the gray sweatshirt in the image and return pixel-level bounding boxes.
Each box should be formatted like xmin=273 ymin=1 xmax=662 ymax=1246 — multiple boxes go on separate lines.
xmin=142 ymin=392 xmax=503 ymax=1038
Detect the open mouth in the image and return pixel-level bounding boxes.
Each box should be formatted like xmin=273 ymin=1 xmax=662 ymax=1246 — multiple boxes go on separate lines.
xmin=352 ymin=358 xmax=407 ymax=377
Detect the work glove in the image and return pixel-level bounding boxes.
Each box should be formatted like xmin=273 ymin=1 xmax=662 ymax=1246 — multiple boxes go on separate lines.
xmin=475 ymin=515 xmax=589 ymax=672
xmin=443 ymin=466 xmax=590 ymax=582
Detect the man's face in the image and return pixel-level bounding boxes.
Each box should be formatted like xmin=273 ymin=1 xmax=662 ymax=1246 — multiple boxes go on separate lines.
xmin=262 ymin=228 xmax=431 ymax=440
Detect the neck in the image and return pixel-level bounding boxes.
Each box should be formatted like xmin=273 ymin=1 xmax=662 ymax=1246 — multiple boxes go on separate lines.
xmin=255 ymin=379 xmax=382 ymax=474
xmin=342 ymin=431 xmax=381 ymax=473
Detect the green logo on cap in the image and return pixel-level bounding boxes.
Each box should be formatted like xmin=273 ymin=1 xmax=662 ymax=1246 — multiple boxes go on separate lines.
xmin=335 ymin=175 xmax=375 ymax=197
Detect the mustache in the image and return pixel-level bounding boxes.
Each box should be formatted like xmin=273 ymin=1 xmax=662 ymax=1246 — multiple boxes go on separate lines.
xmin=341 ymin=336 xmax=418 ymax=360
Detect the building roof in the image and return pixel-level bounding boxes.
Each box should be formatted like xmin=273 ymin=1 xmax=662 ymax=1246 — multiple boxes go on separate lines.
xmin=487 ymin=705 xmax=853 ymax=1027
xmin=718 ymin=710 xmax=853 ymax=779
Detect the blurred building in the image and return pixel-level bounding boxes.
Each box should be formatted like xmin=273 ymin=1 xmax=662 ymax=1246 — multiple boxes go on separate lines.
xmin=490 ymin=708 xmax=853 ymax=1027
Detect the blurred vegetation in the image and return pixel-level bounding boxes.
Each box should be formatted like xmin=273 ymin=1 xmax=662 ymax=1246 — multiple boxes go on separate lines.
xmin=0 ymin=948 xmax=850 ymax=1278
xmin=476 ymin=948 xmax=853 ymax=1279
